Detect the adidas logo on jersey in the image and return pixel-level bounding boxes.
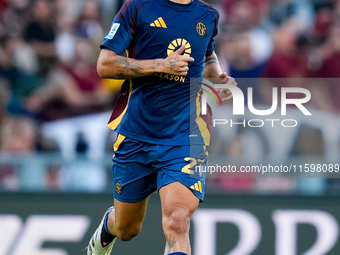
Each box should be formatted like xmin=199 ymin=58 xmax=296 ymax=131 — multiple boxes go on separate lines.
xmin=191 ymin=181 xmax=203 ymax=193
xmin=150 ymin=17 xmax=167 ymax=28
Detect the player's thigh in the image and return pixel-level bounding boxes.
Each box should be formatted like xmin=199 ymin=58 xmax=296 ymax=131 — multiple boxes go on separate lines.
xmin=113 ymin=137 xmax=158 ymax=202
xmin=159 ymin=182 xmax=199 ymax=228
xmin=113 ymin=196 xmax=150 ymax=231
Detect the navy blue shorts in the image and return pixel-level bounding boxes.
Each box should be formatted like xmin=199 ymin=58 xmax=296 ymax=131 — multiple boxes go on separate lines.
xmin=112 ymin=135 xmax=208 ymax=202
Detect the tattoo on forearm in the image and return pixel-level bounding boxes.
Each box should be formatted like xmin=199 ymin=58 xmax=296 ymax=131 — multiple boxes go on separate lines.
xmin=205 ymin=57 xmax=218 ymax=67
xmin=156 ymin=61 xmax=165 ymax=67
xmin=117 ymin=58 xmax=130 ymax=68
xmin=116 ymin=58 xmax=143 ymax=76
xmin=117 ymin=70 xmax=124 ymax=78
xmin=165 ymin=234 xmax=178 ymax=253
xmin=130 ymin=60 xmax=143 ymax=75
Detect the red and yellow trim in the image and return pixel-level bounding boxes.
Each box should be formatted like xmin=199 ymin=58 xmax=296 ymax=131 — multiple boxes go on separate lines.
xmin=107 ymin=80 xmax=133 ymax=130
xmin=113 ymin=134 xmax=126 ymax=152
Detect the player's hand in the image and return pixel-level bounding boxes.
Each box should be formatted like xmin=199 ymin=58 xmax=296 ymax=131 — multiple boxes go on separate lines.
xmin=217 ymin=72 xmax=237 ymax=101
xmin=162 ymin=44 xmax=195 ymax=76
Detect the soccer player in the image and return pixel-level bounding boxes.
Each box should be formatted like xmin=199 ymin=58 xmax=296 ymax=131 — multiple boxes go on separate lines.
xmin=87 ymin=0 xmax=236 ymax=254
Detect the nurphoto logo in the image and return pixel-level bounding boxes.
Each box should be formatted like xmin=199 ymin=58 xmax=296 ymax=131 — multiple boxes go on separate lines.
xmin=199 ymin=79 xmax=312 ymax=128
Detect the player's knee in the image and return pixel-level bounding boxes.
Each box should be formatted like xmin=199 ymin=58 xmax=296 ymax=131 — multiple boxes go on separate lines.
xmin=116 ymin=224 xmax=142 ymax=241
xmin=162 ymin=206 xmax=192 ymax=235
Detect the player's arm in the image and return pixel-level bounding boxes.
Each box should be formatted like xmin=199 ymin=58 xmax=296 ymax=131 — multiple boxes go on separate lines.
xmin=203 ymin=51 xmax=237 ymax=101
xmin=203 ymin=51 xmax=224 ymax=79
xmin=97 ymin=45 xmax=194 ymax=79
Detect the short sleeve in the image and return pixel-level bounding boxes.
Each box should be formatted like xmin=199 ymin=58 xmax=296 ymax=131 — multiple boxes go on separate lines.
xmin=100 ymin=0 xmax=139 ymax=55
xmin=206 ymin=12 xmax=219 ymax=57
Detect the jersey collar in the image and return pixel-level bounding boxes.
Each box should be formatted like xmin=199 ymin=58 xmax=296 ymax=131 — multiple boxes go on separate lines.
xmin=159 ymin=0 xmax=194 ymax=11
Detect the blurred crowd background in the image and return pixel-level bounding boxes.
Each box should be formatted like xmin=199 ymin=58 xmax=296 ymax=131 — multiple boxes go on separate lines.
xmin=0 ymin=0 xmax=340 ymax=194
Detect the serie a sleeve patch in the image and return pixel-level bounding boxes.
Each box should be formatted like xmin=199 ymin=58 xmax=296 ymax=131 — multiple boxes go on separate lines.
xmin=105 ymin=23 xmax=121 ymax=40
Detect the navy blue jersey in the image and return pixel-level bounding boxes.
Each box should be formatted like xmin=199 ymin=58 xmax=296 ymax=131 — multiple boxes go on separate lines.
xmin=102 ymin=0 xmax=219 ymax=146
